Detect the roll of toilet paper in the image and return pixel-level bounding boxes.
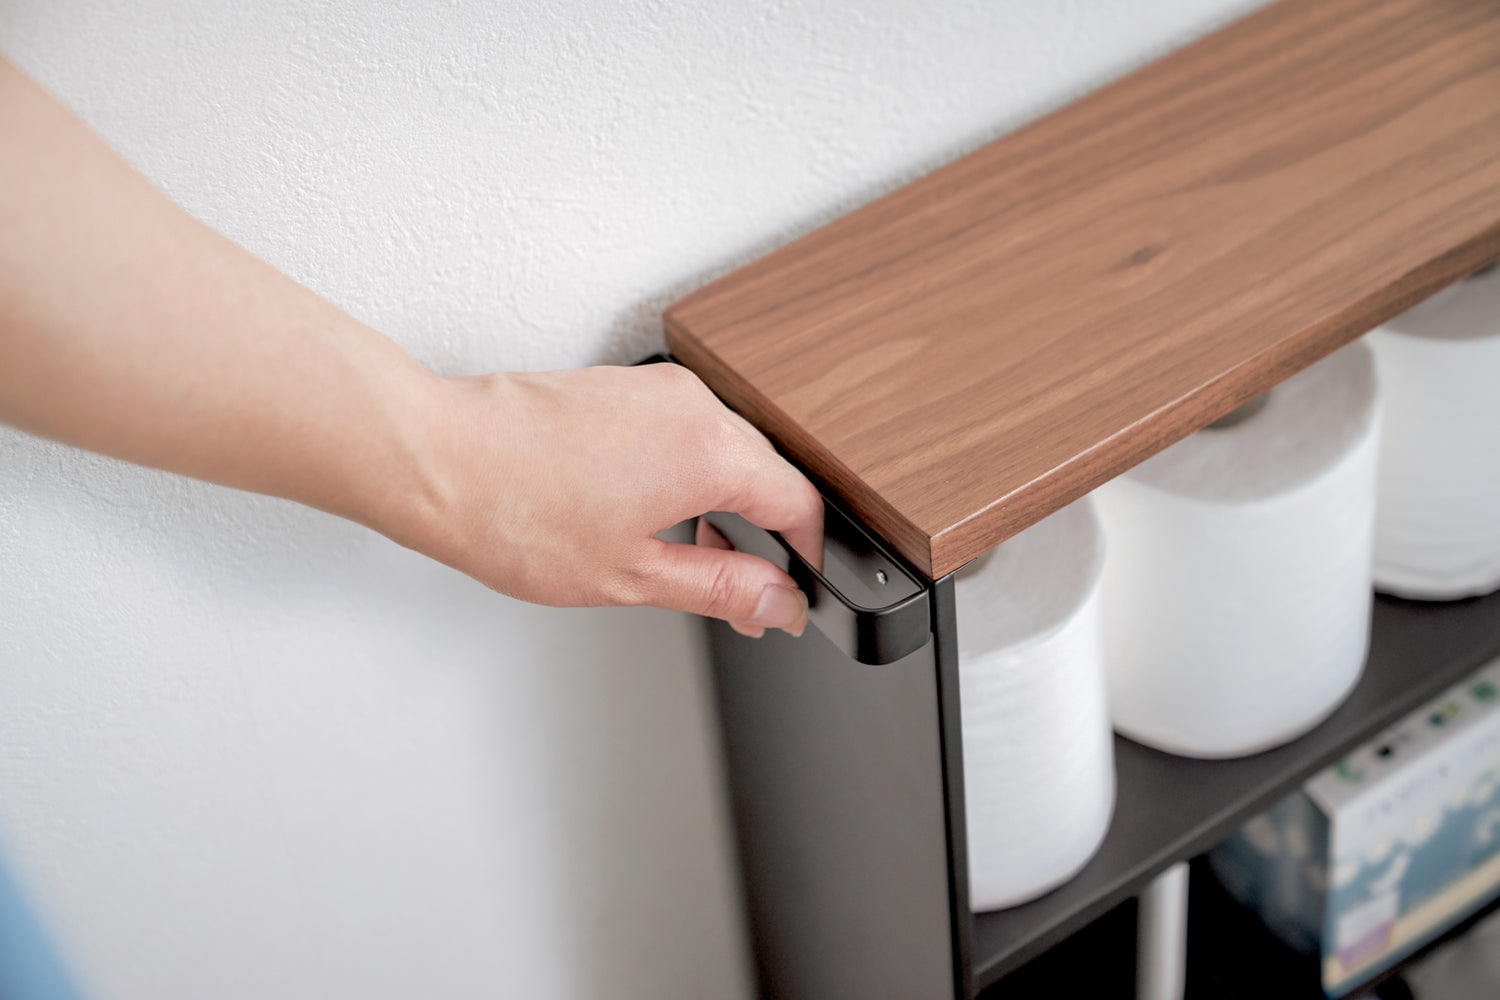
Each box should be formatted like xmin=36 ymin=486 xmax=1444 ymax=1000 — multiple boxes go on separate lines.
xmin=1094 ymin=340 xmax=1380 ymax=759
xmin=1368 ymin=264 xmax=1500 ymax=599
xmin=957 ymin=497 xmax=1114 ymax=911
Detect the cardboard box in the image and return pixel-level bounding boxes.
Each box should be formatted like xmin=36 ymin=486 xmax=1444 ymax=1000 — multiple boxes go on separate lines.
xmin=1211 ymin=655 xmax=1500 ymax=996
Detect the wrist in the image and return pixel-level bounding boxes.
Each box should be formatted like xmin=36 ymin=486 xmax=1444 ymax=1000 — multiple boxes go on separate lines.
xmin=366 ymin=368 xmax=516 ymax=578
xmin=352 ymin=364 xmax=467 ymax=561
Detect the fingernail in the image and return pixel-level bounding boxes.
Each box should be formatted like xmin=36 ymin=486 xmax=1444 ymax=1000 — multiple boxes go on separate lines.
xmin=731 ymin=621 xmax=766 ymax=639
xmin=752 ymin=585 xmax=808 ymax=631
xmin=784 ymin=614 xmax=808 ymax=638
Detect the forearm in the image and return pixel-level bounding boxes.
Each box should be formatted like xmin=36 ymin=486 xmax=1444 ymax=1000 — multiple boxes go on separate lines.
xmin=0 ymin=56 xmax=447 ymax=541
xmin=0 ymin=55 xmax=818 ymax=634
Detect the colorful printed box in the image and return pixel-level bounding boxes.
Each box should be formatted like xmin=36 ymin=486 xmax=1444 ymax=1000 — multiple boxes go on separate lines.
xmin=1211 ymin=655 xmax=1500 ymax=996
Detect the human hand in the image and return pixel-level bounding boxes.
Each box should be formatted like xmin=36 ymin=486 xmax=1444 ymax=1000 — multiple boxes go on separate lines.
xmin=0 ymin=57 xmax=820 ymax=633
xmin=401 ymin=363 xmax=822 ymax=637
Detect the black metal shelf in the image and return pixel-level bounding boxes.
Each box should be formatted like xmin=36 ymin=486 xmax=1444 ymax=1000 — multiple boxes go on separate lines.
xmin=971 ymin=590 xmax=1500 ymax=991
xmin=976 ymin=854 xmax=1500 ymax=999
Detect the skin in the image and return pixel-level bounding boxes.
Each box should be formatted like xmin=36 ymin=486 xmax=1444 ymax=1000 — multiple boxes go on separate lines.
xmin=0 ymin=55 xmax=821 ymax=637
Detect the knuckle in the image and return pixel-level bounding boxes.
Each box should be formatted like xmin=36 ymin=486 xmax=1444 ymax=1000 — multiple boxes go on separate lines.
xmin=795 ymin=473 xmax=823 ymax=513
xmin=687 ymin=419 xmax=748 ymax=484
xmin=657 ymin=362 xmax=705 ymax=396
xmin=699 ymin=560 xmax=745 ymax=621
xmin=709 ymin=417 xmax=751 ymax=462
xmin=604 ymin=559 xmax=655 ymax=607
xmin=580 ymin=544 xmax=656 ymax=608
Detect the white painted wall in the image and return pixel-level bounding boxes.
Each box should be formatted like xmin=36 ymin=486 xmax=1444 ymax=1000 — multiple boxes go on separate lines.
xmin=0 ymin=2 xmax=1262 ymax=998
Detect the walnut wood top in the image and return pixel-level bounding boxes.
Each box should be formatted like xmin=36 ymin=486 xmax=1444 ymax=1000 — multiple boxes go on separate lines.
xmin=665 ymin=0 xmax=1500 ymax=579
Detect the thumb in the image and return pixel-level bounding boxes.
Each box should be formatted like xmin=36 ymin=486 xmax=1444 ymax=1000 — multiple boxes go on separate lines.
xmin=644 ymin=538 xmax=810 ymax=637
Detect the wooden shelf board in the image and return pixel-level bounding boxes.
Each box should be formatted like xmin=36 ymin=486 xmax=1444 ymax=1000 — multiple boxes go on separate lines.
xmin=665 ymin=0 xmax=1500 ymax=579
xmin=968 ymin=591 xmax=1500 ymax=990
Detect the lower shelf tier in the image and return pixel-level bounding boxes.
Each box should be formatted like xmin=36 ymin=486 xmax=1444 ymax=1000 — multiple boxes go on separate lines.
xmin=977 ymin=855 xmax=1500 ymax=998
xmin=971 ymin=589 xmax=1500 ymax=991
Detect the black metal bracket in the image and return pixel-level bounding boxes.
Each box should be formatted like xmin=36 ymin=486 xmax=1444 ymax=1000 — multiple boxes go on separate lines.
xmin=703 ymin=502 xmax=931 ymax=666
xmin=639 ymin=350 xmax=932 ymax=666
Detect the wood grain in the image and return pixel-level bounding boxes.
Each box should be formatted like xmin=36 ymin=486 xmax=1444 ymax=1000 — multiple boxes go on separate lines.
xmin=665 ymin=0 xmax=1500 ymax=580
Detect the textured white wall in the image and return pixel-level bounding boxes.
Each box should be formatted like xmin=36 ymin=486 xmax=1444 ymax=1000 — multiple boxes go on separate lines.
xmin=0 ymin=2 xmax=1261 ymax=998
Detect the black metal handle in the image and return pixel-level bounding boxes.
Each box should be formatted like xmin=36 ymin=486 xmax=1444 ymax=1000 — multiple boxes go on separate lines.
xmin=702 ymin=499 xmax=931 ymax=666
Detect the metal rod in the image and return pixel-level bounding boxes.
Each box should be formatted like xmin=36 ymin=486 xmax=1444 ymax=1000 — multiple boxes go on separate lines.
xmin=1136 ymin=862 xmax=1190 ymax=1000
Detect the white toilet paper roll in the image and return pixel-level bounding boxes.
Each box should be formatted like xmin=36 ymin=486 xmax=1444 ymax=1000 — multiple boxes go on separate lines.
xmin=1095 ymin=340 xmax=1380 ymax=759
xmin=1368 ymin=264 xmax=1500 ymax=599
xmin=957 ymin=497 xmax=1114 ymax=911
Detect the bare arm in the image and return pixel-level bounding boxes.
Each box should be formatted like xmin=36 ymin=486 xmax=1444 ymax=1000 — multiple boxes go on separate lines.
xmin=0 ymin=55 xmax=820 ymax=636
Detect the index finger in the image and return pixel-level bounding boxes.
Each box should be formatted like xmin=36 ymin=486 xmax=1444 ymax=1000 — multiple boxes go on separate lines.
xmin=718 ymin=435 xmax=825 ymax=574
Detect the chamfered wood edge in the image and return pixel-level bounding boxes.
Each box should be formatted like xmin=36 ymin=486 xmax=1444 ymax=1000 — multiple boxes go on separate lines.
xmin=668 ymin=235 xmax=1500 ymax=581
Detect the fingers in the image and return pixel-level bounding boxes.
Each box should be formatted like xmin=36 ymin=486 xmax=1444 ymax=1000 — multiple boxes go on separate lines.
xmin=665 ymin=365 xmax=824 ymax=571
xmin=696 ymin=517 xmax=733 ymax=551
xmin=716 ymin=432 xmax=826 ymax=574
xmin=645 ymin=535 xmax=809 ymax=638
xmin=695 ymin=519 xmax=775 ymax=636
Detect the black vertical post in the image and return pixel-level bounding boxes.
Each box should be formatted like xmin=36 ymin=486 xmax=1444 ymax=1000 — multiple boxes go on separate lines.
xmin=707 ymin=588 xmax=965 ymax=998
xmin=931 ymin=573 xmax=973 ymax=997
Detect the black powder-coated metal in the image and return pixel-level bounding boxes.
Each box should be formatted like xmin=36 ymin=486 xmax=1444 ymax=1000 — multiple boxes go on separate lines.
xmin=707 ymin=617 xmax=957 ymax=999
xmin=672 ymin=355 xmax=1500 ymax=997
xmin=704 ymin=501 xmax=974 ymax=999
xmin=930 ymin=573 xmax=974 ymax=998
xmin=969 ymin=590 xmax=1500 ymax=990
xmin=703 ymin=520 xmax=1500 ymax=996
xmin=649 ymin=351 xmax=931 ymax=668
xmin=702 ymin=501 xmax=930 ymax=666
